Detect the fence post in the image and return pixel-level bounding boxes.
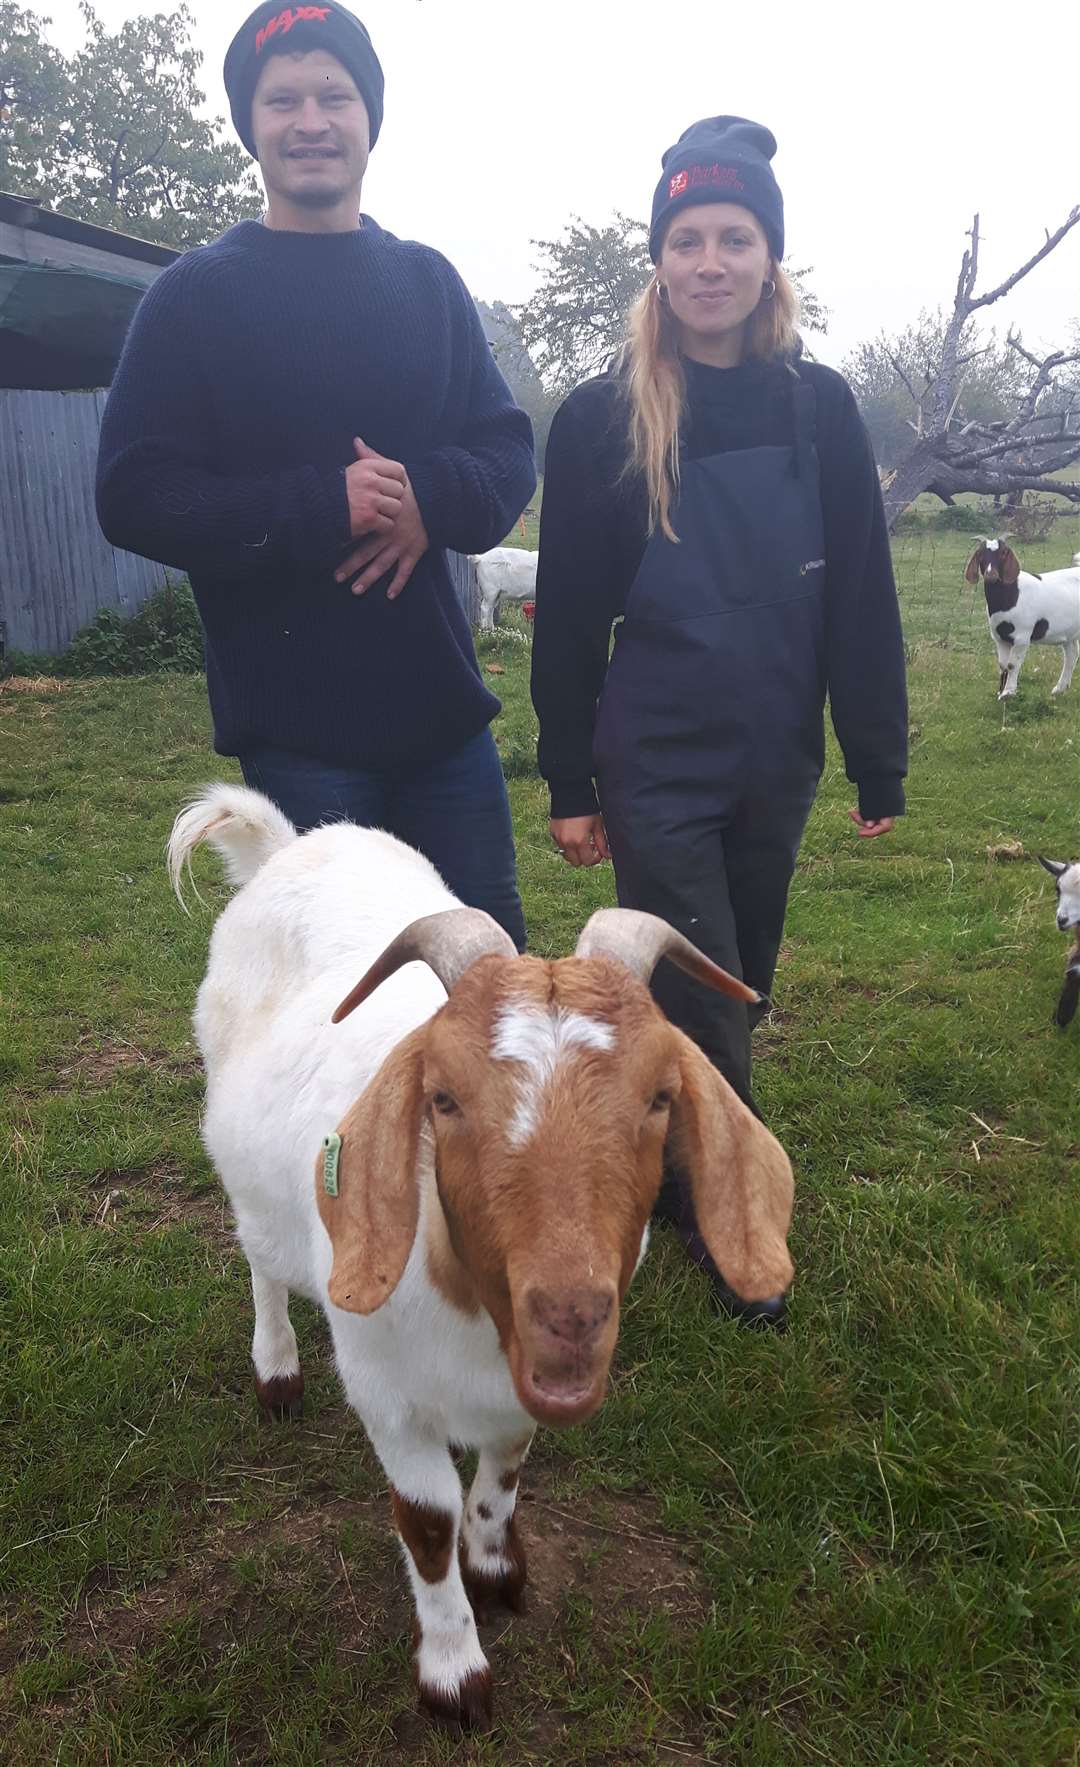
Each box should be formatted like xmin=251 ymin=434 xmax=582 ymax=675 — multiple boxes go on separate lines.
xmin=447 ymin=550 xmax=480 ymax=628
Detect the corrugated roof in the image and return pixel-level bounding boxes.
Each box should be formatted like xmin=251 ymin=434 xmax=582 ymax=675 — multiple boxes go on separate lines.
xmin=0 ymin=191 xmax=181 ymax=268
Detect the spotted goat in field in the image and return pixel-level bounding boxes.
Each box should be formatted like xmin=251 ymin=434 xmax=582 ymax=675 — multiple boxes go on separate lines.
xmin=964 ymin=539 xmax=1080 ymax=700
xmin=167 ymin=785 xmax=794 ymax=1730
xmin=1037 ymin=855 xmax=1080 ymax=1028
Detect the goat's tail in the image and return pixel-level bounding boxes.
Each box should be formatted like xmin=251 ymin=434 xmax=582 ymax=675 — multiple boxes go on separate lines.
xmin=167 ymin=784 xmax=296 ymax=911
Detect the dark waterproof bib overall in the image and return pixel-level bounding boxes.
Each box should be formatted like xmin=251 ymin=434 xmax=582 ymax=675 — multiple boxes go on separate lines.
xmin=594 ymin=375 xmax=824 ymax=1108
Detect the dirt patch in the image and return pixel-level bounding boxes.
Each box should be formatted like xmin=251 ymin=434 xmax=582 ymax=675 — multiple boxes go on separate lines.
xmin=71 ymin=1160 xmax=232 ymax=1244
xmin=51 ymin=1033 xmax=201 ymax=1089
xmin=53 ymin=1477 xmax=705 ymax=1666
xmin=58 ymin=1497 xmax=389 ymax=1668
xmin=516 ymin=1485 xmax=705 ymax=1625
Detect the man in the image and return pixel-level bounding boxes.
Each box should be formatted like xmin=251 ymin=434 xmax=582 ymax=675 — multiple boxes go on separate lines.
xmin=97 ymin=1 xmax=535 ymax=947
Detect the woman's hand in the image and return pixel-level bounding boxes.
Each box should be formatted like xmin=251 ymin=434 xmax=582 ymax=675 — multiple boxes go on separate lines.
xmin=848 ymin=809 xmax=895 ymax=839
xmin=550 ymin=814 xmax=610 ymax=868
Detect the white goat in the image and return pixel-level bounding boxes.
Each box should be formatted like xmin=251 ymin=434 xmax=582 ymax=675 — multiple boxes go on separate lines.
xmin=965 ymin=539 xmax=1080 ymax=699
xmin=469 ymin=546 xmax=538 ymax=633
xmin=1037 ymin=855 xmax=1080 ymax=1028
xmin=167 ymin=785 xmax=794 ymax=1730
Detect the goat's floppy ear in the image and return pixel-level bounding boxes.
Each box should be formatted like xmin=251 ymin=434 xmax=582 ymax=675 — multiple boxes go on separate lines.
xmin=668 ymin=1030 xmax=794 ymax=1301
xmin=964 ymin=548 xmax=983 ymax=585
xmin=999 ymin=544 xmax=1021 ymax=587
xmin=315 ymin=1026 xmax=427 ymax=1314
xmin=668 ymin=1031 xmax=795 ymax=1307
xmin=1037 ymin=855 xmax=1068 ymax=879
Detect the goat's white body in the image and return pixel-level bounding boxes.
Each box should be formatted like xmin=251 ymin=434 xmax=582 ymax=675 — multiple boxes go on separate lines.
xmin=987 ymin=556 xmax=1080 ymax=698
xmin=470 ymin=546 xmax=538 ymax=633
xmin=193 ymin=815 xmax=530 ymax=1448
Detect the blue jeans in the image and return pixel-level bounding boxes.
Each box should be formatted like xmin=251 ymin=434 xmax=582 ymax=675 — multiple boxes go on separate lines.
xmin=239 ymin=728 xmax=526 ymax=951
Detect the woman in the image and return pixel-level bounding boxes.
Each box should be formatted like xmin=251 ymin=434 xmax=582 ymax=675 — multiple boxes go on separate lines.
xmin=531 ymin=116 xmax=907 ymax=1326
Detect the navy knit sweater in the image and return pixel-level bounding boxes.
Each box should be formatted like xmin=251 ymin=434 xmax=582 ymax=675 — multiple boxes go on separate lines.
xmin=97 ymin=218 xmax=536 ymax=769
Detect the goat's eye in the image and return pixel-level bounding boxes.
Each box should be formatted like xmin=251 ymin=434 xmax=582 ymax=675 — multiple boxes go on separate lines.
xmin=650 ymin=1090 xmax=673 ymax=1112
xmin=430 ymin=1092 xmax=459 ymax=1117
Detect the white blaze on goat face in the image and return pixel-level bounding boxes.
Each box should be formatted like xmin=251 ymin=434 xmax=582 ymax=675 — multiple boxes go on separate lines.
xmin=491 ymin=1003 xmax=616 ymax=1146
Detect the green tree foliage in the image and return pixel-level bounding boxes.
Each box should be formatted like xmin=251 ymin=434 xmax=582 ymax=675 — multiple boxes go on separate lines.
xmin=0 ymin=2 xmax=69 ymax=193
xmin=842 ymin=311 xmax=1030 ymax=469
xmin=515 ymin=212 xmax=653 ymax=397
xmin=0 ymin=2 xmax=260 ymax=248
xmin=516 ymin=211 xmax=828 ymax=397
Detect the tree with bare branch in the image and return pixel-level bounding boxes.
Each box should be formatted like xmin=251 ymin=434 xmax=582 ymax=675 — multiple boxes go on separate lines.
xmin=868 ymin=208 xmax=1080 ymax=530
xmin=843 ymin=314 xmax=1030 ymax=470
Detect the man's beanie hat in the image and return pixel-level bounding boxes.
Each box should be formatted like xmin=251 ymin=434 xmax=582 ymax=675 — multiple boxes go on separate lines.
xmin=649 ymin=116 xmax=783 ymax=263
xmin=224 ymin=3 xmax=384 ymax=157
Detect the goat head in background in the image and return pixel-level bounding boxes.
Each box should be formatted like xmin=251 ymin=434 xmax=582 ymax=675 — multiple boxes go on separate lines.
xmin=1038 ymin=856 xmax=1080 ymax=1028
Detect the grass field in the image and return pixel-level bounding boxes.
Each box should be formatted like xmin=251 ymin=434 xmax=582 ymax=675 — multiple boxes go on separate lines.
xmin=2 ymin=526 xmax=1079 ymax=1764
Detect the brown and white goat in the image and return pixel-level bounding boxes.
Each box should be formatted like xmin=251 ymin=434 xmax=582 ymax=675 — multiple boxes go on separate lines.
xmin=964 ymin=539 xmax=1080 ymax=700
xmin=1038 ymin=855 xmax=1080 ymax=1028
xmin=168 ymin=786 xmax=794 ymax=1730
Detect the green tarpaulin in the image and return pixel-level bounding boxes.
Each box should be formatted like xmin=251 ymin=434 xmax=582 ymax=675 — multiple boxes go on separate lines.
xmin=0 ymin=261 xmax=146 ymax=390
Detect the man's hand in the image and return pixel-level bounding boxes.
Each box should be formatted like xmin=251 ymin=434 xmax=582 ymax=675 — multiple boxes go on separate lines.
xmin=550 ymin=814 xmax=610 ymax=868
xmin=337 ymin=439 xmax=429 ymax=600
xmin=343 ymin=436 xmax=406 ymax=540
xmin=848 ymin=809 xmax=895 ymax=839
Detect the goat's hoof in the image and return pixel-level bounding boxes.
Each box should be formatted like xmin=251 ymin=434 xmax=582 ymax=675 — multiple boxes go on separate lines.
xmin=254 ymin=1370 xmax=305 ymax=1421
xmin=462 ymin=1562 xmax=528 ymax=1623
xmin=418 ymin=1665 xmax=494 ymax=1730
xmin=461 ymin=1519 xmax=528 ymax=1621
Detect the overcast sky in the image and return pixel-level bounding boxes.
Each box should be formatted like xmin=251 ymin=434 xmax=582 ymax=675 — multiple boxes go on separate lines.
xmin=44 ymin=0 xmax=1080 ymax=368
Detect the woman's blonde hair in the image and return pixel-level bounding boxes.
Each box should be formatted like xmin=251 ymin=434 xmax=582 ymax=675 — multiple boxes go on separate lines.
xmin=620 ymin=263 xmax=799 ymax=542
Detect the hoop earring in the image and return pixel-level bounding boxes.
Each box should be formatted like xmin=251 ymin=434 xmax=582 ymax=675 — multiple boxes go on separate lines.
xmin=761 ymin=278 xmax=776 ymax=300
xmin=655 ymin=279 xmax=670 ymax=305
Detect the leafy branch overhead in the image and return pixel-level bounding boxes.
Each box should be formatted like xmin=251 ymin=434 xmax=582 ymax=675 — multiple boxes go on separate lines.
xmin=0 ymin=0 xmax=261 ymax=248
xmin=515 ymin=211 xmax=827 ymax=397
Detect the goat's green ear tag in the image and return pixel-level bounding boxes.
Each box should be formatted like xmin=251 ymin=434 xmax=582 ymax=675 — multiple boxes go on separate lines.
xmin=322 ymin=1132 xmax=342 ymax=1197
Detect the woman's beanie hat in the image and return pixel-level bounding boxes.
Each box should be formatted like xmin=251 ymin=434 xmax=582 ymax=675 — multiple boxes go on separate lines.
xmin=224 ymin=3 xmax=384 ymax=158
xmin=649 ymin=116 xmax=783 ymax=262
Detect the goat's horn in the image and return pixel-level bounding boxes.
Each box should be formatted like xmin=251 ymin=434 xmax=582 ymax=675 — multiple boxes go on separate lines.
xmin=575 ymin=908 xmax=763 ymax=1005
xmin=332 ymin=908 xmax=517 ymax=1023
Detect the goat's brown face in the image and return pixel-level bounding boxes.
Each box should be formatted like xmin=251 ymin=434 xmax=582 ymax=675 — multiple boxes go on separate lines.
xmin=965 ymin=540 xmax=1020 ymax=588
xmin=421 ymin=956 xmax=676 ymax=1426
xmin=317 ymin=951 xmax=795 ymax=1431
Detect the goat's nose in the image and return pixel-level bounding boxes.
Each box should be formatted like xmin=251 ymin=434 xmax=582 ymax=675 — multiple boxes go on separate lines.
xmin=526 ymin=1287 xmax=614 ymax=1347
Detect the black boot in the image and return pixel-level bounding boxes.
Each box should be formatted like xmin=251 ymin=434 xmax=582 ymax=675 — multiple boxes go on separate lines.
xmin=659 ymin=1172 xmax=788 ymax=1331
xmin=678 ymin=1219 xmax=788 ymax=1330
xmin=651 ymin=1168 xmax=684 ymax=1227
